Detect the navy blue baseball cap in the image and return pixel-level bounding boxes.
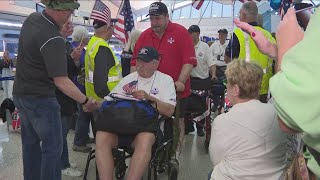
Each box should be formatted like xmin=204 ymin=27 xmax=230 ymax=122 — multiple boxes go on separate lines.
xmin=137 ymin=47 xmax=160 ymax=62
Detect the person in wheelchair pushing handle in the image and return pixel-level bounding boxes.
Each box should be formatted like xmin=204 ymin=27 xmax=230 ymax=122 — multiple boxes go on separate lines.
xmin=93 ymin=46 xmax=177 ymax=180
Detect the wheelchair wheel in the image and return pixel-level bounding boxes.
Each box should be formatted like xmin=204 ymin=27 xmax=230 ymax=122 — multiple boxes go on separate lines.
xmin=168 ymin=159 xmax=179 ymax=180
xmin=168 ymin=166 xmax=178 ymax=180
xmin=115 ymin=160 xmax=127 ymax=180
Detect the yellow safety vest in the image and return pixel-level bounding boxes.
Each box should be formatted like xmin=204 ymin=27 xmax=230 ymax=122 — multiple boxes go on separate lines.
xmin=85 ymin=35 xmax=122 ymax=100
xmin=234 ymin=27 xmax=275 ymax=95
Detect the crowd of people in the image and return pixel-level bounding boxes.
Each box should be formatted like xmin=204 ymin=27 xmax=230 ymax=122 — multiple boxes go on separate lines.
xmin=8 ymin=0 xmax=320 ymax=179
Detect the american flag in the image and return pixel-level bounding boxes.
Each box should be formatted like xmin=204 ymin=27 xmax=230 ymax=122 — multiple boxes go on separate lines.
xmin=90 ymin=0 xmax=111 ymax=27
xmin=113 ymin=0 xmax=134 ymax=44
xmin=280 ymin=0 xmax=292 ymax=19
xmin=192 ymin=0 xmax=204 ymax=10
xmin=122 ymin=80 xmax=138 ymax=93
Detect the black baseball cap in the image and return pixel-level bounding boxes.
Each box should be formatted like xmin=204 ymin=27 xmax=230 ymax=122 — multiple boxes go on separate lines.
xmin=218 ymin=28 xmax=228 ymax=34
xmin=137 ymin=47 xmax=160 ymax=62
xmin=188 ymin=25 xmax=200 ymax=33
xmin=93 ymin=19 xmax=118 ymax=29
xmin=147 ymin=2 xmax=168 ymax=16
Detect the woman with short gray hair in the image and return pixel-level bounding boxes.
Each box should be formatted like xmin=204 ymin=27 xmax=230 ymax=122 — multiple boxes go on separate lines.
xmin=208 ymin=60 xmax=288 ymax=180
xmin=72 ymin=26 xmax=89 ymax=44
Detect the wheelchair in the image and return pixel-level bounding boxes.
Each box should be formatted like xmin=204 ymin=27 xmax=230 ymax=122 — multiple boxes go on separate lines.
xmin=204 ymin=80 xmax=228 ymax=153
xmin=184 ymin=78 xmax=214 ymax=152
xmin=83 ymin=117 xmax=179 ymax=180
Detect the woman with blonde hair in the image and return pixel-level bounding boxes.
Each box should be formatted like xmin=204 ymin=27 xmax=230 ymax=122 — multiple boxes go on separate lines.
xmin=1 ymin=51 xmax=14 ymax=98
xmin=121 ymin=30 xmax=141 ymax=77
xmin=208 ymin=60 xmax=288 ymax=180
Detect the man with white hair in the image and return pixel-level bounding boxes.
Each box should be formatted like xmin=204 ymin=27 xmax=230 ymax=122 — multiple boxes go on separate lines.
xmin=84 ymin=5 xmax=122 ymax=142
xmin=85 ymin=19 xmax=122 ymax=101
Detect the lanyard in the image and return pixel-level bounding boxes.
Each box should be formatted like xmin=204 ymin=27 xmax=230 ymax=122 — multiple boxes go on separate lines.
xmin=136 ymin=71 xmax=157 ymax=96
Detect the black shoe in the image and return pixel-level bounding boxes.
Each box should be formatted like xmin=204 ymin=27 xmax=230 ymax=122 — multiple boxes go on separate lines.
xmin=86 ymin=138 xmax=95 ymax=144
xmin=197 ymin=129 xmax=205 ymax=137
xmin=72 ymin=145 xmax=92 ymax=153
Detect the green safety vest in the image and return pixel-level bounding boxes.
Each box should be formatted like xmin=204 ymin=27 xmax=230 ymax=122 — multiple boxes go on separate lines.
xmin=234 ymin=27 xmax=275 ymax=95
xmin=85 ymin=35 xmax=122 ymax=100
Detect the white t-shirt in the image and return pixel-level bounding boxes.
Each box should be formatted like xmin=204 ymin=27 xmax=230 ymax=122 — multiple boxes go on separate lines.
xmin=210 ymin=41 xmax=228 ymax=67
xmin=106 ymin=71 xmax=176 ymax=106
xmin=209 ymin=100 xmax=287 ymax=180
xmin=191 ymin=41 xmax=215 ymax=79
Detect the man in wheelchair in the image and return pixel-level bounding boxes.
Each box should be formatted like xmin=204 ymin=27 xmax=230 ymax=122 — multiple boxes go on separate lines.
xmin=94 ymin=46 xmax=176 ymax=180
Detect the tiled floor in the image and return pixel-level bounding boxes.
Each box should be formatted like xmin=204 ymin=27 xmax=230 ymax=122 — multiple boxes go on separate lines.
xmin=0 ymin=111 xmax=212 ymax=180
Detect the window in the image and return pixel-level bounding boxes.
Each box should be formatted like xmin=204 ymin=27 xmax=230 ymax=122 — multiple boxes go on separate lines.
xmin=212 ymin=2 xmax=222 ymax=17
xmin=172 ymin=9 xmax=181 ymax=20
xmin=202 ymin=1 xmax=212 ymax=18
xmin=180 ymin=6 xmax=191 ymax=19
xmin=191 ymin=5 xmax=200 ymax=18
xmin=222 ymin=5 xmax=232 ymax=17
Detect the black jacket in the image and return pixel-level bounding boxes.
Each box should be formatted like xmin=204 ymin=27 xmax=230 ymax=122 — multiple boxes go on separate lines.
xmin=55 ymin=41 xmax=78 ymax=116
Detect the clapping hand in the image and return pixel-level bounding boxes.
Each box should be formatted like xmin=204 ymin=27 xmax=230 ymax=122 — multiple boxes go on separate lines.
xmin=70 ymin=45 xmax=84 ymax=61
xmin=132 ymin=90 xmax=149 ymax=100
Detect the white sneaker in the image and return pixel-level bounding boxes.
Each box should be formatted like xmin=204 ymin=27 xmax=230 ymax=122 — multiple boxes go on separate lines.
xmin=62 ymin=167 xmax=82 ymax=177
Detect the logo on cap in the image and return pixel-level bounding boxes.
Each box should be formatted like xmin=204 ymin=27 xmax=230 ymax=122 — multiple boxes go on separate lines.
xmin=139 ymin=48 xmax=148 ymax=55
xmin=150 ymin=3 xmax=159 ymax=11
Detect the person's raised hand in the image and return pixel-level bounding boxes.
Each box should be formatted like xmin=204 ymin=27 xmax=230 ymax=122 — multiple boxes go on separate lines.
xmin=61 ymin=20 xmax=74 ymax=39
xmin=234 ymin=19 xmax=277 ymax=59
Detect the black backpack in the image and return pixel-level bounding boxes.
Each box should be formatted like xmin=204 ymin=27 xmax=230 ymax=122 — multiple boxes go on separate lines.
xmin=0 ymin=98 xmax=15 ymax=123
xmin=96 ymin=98 xmax=159 ymax=135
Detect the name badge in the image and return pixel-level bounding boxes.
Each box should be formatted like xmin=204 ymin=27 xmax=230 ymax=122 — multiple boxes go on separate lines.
xmin=88 ymin=70 xmax=94 ymax=83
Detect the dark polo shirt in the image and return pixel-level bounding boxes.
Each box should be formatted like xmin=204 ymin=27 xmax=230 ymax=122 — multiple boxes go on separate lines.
xmin=13 ymin=11 xmax=68 ymax=96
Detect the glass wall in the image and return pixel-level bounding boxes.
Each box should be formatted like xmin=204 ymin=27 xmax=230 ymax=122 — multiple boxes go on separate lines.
xmin=212 ymin=1 xmax=222 ymax=17
xmin=137 ymin=1 xmax=244 ymax=22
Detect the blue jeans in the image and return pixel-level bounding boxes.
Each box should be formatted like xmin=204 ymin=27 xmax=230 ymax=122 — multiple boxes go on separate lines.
xmin=13 ymin=96 xmax=63 ymax=180
xmin=73 ymin=104 xmax=94 ymax=146
xmin=61 ymin=115 xmax=71 ymax=169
